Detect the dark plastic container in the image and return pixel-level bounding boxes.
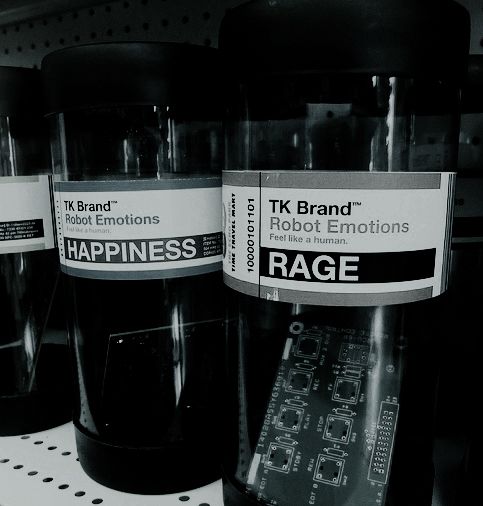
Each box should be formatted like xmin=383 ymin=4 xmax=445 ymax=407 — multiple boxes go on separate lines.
xmin=41 ymin=43 xmax=224 ymax=494
xmin=436 ymin=55 xmax=483 ymax=504
xmin=219 ymin=1 xmax=469 ymax=506
xmin=0 ymin=67 xmax=71 ymax=436
xmin=438 ymin=56 xmax=483 ymax=432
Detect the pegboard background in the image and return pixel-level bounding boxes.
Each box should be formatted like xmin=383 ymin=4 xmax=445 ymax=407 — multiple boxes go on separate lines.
xmin=0 ymin=0 xmax=482 ymax=69
xmin=0 ymin=0 xmax=242 ymax=68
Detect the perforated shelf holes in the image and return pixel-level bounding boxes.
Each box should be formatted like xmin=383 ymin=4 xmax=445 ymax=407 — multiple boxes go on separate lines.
xmin=0 ymin=422 xmax=223 ymax=505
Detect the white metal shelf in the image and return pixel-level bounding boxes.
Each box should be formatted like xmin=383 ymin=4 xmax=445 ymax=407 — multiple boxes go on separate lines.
xmin=0 ymin=421 xmax=463 ymax=506
xmin=0 ymin=422 xmax=223 ymax=506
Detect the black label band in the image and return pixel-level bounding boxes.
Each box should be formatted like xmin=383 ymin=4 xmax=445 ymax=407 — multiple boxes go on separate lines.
xmin=260 ymin=248 xmax=436 ymax=284
xmin=64 ymin=233 xmax=222 ymax=264
xmin=0 ymin=219 xmax=45 ymax=242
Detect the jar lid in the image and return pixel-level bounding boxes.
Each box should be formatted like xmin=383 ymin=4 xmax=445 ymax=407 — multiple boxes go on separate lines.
xmin=0 ymin=66 xmax=42 ymax=116
xmin=219 ymin=0 xmax=470 ymax=81
xmin=41 ymin=42 xmax=221 ymax=114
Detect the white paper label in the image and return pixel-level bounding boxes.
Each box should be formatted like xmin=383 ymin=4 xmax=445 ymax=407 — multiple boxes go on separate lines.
xmin=0 ymin=175 xmax=55 ymax=254
xmin=54 ymin=177 xmax=222 ymax=280
xmin=222 ymin=171 xmax=455 ymax=307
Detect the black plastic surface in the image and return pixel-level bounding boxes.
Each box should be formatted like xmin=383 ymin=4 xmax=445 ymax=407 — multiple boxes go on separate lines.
xmin=0 ymin=66 xmax=42 ymax=116
xmin=219 ymin=0 xmax=470 ymax=80
xmin=0 ymin=344 xmax=72 ymax=436
xmin=41 ymin=42 xmax=221 ymax=114
xmin=75 ymin=422 xmax=220 ymax=495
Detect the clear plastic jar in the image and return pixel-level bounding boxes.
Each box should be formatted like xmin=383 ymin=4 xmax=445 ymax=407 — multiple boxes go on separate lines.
xmin=436 ymin=55 xmax=483 ymax=498
xmin=450 ymin=55 xmax=483 ymax=302
xmin=42 ymin=43 xmax=224 ymax=493
xmin=0 ymin=67 xmax=70 ymax=435
xmin=219 ymin=1 xmax=469 ymax=505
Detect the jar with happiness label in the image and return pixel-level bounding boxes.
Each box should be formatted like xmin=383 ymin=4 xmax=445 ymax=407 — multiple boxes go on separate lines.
xmin=42 ymin=43 xmax=224 ymax=493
